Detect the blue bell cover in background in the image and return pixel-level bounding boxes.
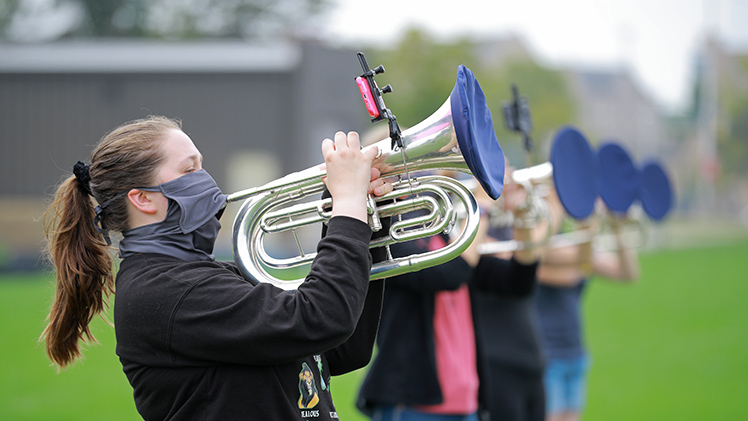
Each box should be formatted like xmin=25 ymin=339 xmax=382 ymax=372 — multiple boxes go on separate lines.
xmin=551 ymin=126 xmax=599 ymax=219
xmin=598 ymin=142 xmax=640 ymax=214
xmin=450 ymin=65 xmax=504 ymax=200
xmin=640 ymin=160 xmax=673 ymax=221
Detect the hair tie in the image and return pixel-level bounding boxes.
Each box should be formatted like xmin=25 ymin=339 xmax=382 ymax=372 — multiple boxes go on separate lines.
xmin=73 ymin=161 xmax=93 ymax=196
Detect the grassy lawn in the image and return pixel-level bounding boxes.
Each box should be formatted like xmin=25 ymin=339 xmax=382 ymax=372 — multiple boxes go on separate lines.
xmin=2 ymin=239 xmax=747 ymax=420
xmin=583 ymin=241 xmax=748 ymax=419
xmin=0 ymin=272 xmax=139 ymax=421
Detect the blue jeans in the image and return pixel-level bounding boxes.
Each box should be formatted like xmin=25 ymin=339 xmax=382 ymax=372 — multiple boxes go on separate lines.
xmin=371 ymin=406 xmax=478 ymax=421
xmin=543 ymin=355 xmax=590 ymax=415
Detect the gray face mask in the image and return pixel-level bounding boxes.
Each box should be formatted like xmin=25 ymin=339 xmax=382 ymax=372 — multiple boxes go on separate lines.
xmin=119 ymin=169 xmax=228 ymax=261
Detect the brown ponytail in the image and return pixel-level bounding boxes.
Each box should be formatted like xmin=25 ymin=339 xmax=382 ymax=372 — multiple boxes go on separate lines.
xmin=41 ymin=115 xmax=181 ymax=369
xmin=42 ymin=176 xmax=115 ymax=368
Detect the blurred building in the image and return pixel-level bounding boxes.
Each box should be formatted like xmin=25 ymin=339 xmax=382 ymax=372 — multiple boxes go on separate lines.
xmin=477 ymin=36 xmax=675 ymax=168
xmin=564 ymin=69 xmax=672 ymax=161
xmin=0 ymin=40 xmax=371 ymax=270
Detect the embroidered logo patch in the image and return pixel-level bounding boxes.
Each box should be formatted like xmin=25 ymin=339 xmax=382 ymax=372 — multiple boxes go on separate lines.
xmin=298 ymin=362 xmax=320 ymax=409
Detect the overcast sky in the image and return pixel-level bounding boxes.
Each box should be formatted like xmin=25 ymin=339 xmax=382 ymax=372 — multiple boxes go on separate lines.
xmin=321 ymin=0 xmax=748 ymax=113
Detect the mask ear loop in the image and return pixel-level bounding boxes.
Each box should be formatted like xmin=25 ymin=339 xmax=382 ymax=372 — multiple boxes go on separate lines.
xmin=94 ymin=184 xmax=167 ymax=245
xmin=93 ymin=205 xmax=112 ymax=245
xmin=93 ymin=191 xmax=130 ymax=246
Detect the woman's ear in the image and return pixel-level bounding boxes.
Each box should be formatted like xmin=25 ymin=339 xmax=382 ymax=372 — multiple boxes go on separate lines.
xmin=127 ymin=189 xmax=159 ymax=215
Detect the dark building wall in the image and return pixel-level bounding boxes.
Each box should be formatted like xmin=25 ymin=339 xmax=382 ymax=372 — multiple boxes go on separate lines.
xmin=0 ymin=42 xmax=370 ymax=196
xmin=0 ymin=41 xmax=370 ymax=268
xmin=291 ymin=44 xmax=372 ymax=171
xmin=0 ymin=71 xmax=293 ymax=196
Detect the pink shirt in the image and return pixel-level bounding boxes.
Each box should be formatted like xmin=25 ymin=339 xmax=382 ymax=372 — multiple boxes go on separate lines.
xmin=418 ymin=237 xmax=480 ymax=415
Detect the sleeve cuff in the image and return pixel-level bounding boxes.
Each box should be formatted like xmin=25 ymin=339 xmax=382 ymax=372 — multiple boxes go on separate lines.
xmin=326 ymin=215 xmax=372 ymax=243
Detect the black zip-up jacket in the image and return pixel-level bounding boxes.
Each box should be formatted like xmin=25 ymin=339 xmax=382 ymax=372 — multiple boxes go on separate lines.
xmin=114 ymin=216 xmax=383 ymax=420
xmin=356 ymin=235 xmax=538 ymax=414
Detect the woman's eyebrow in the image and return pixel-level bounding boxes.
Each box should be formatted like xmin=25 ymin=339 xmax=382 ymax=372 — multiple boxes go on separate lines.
xmin=179 ymin=154 xmax=203 ymax=166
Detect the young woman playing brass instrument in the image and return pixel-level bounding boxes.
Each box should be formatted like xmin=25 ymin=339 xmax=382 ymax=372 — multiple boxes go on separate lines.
xmin=41 ymin=115 xmax=393 ymax=420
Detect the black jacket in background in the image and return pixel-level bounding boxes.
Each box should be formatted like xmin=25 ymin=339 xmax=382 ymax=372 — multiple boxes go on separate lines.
xmin=356 ymin=235 xmax=538 ymax=414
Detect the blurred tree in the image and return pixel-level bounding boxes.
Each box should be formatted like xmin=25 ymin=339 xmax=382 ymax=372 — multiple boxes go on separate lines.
xmin=0 ymin=0 xmax=331 ymax=41
xmin=367 ymin=27 xmax=576 ymax=166
xmin=368 ymin=28 xmax=477 ymax=129
xmin=711 ymin=54 xmax=748 ymax=184
xmin=479 ymin=60 xmax=576 ymax=166
xmin=0 ymin=1 xmax=20 ymax=35
xmin=725 ymin=103 xmax=748 ymax=172
xmin=719 ymin=93 xmax=748 ymax=180
xmin=685 ymin=40 xmax=748 ymax=213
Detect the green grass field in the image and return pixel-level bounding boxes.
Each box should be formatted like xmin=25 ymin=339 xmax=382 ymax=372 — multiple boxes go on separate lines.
xmin=2 ymin=239 xmax=747 ymax=420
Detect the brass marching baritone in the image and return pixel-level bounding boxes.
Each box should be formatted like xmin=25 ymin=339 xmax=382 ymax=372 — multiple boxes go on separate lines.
xmin=477 ymin=126 xmax=600 ymax=255
xmin=581 ymin=141 xmax=673 ymax=250
xmin=226 ymin=59 xmax=506 ymax=290
xmin=542 ymin=140 xmax=672 ymax=251
xmin=478 ymin=135 xmax=673 ymax=255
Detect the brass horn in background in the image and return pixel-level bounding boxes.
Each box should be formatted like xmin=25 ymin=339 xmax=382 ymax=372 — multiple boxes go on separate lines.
xmin=517 ymin=139 xmax=672 ymax=252
xmin=478 ymin=126 xmax=600 ymax=255
xmin=581 ymin=142 xmax=673 ymax=251
xmin=226 ymin=61 xmax=505 ymax=290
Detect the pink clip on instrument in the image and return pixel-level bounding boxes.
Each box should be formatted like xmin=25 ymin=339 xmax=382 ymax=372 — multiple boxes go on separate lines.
xmin=355 ymin=52 xmax=403 ymax=149
xmin=356 ymin=76 xmax=380 ymax=119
